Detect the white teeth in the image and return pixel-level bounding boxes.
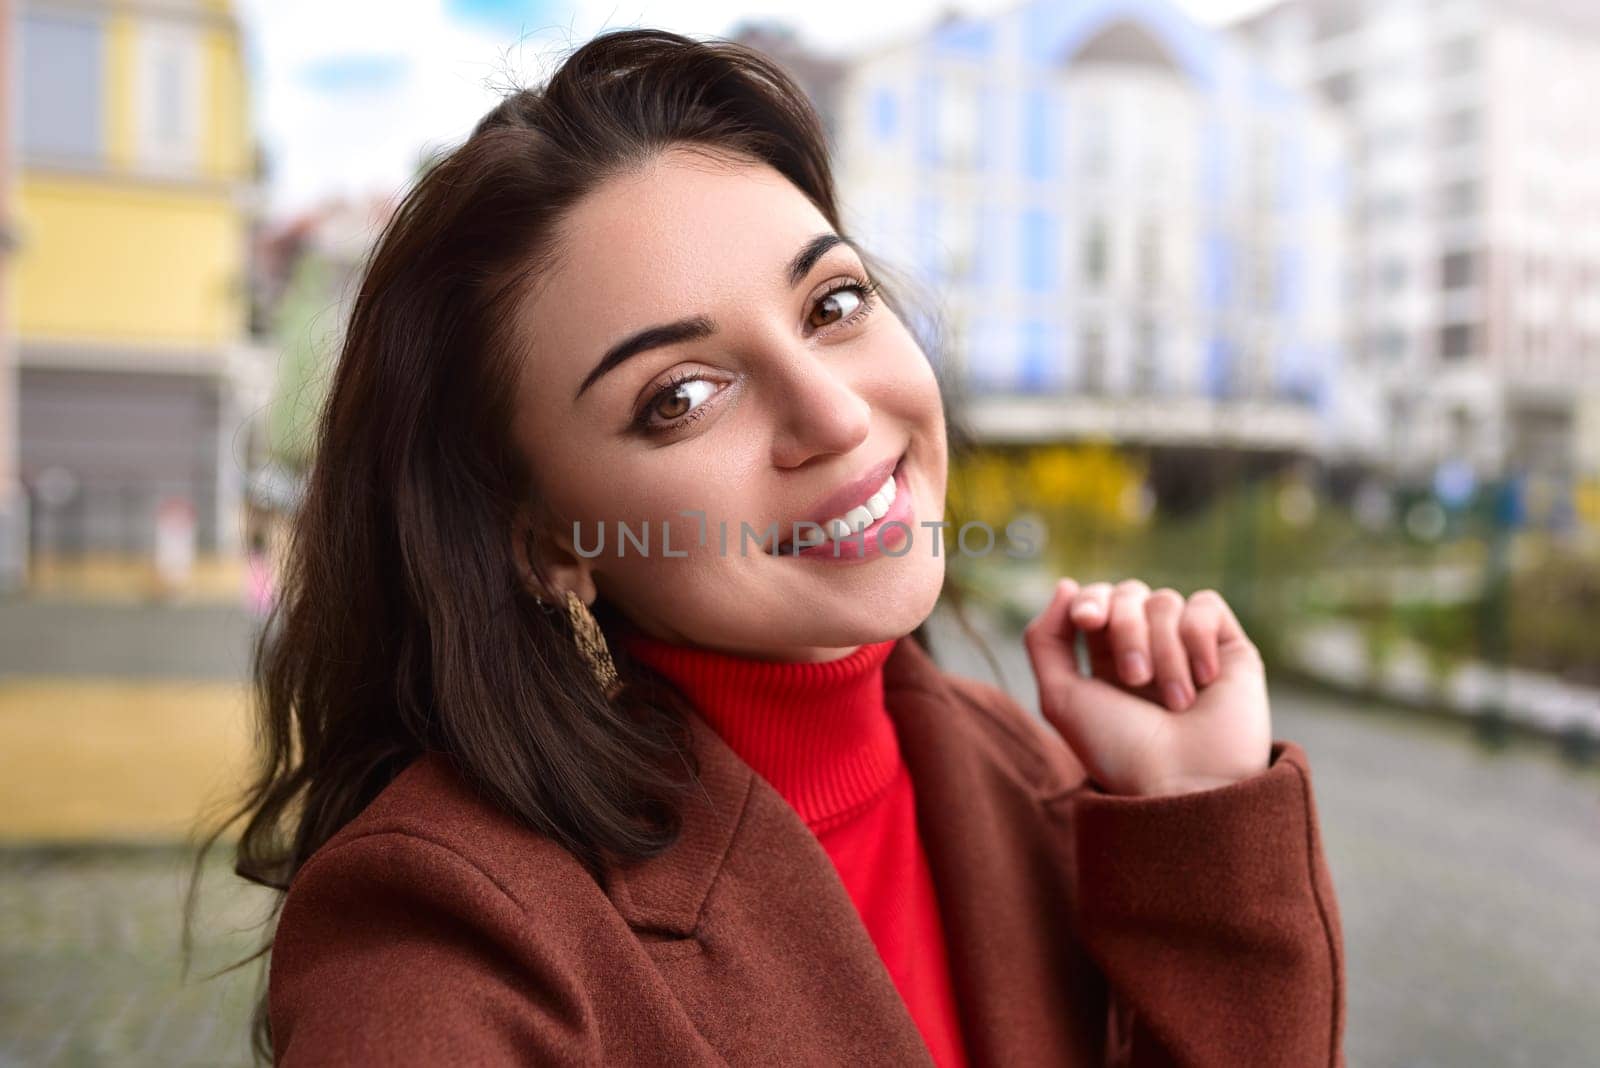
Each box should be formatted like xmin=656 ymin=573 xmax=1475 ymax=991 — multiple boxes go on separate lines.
xmin=775 ymin=469 xmax=900 ymax=553
xmin=844 ymin=505 xmax=874 ymax=533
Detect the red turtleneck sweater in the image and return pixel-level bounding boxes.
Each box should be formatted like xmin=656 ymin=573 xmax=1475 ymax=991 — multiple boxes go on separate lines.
xmin=622 ymin=633 xmax=970 ymax=1068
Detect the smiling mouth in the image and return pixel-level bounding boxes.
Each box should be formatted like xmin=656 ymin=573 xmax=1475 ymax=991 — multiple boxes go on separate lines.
xmin=768 ymin=452 xmax=907 ymax=556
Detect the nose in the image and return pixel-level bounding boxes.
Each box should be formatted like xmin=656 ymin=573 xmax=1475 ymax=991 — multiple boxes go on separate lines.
xmin=767 ymin=348 xmax=872 ymax=468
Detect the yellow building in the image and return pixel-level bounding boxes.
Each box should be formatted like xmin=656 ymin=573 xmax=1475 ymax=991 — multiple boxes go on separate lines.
xmin=10 ymin=0 xmax=264 ymax=559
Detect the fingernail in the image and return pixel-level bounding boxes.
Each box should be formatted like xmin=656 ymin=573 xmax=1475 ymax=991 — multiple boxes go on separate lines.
xmin=1164 ymin=682 xmax=1190 ymax=711
xmin=1194 ymin=660 xmax=1213 ymax=685
xmin=1121 ymin=651 xmax=1150 ymax=684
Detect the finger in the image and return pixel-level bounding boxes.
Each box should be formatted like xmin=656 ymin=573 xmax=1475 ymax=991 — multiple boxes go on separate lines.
xmin=1023 ymin=577 xmax=1085 ymax=700
xmin=1107 ymin=579 xmax=1153 ymax=687
xmin=1069 ymin=581 xmax=1114 ymax=630
xmin=1203 ymin=588 xmax=1263 ymax=672
xmin=1177 ymin=590 xmax=1220 ymax=686
xmin=1146 ymin=588 xmax=1195 ymax=710
xmin=1177 ymin=588 xmax=1260 ymax=684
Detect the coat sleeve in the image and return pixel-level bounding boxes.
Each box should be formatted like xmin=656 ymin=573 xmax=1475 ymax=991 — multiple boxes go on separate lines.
xmin=1049 ymin=741 xmax=1347 ymax=1068
xmin=268 ymin=830 xmax=602 ymax=1066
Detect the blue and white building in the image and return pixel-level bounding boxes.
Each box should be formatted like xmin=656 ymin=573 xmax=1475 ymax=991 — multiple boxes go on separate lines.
xmin=830 ymin=0 xmax=1379 ymax=460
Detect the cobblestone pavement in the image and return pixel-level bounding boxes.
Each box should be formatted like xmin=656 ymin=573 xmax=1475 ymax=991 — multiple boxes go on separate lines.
xmin=1 ymin=604 xmax=1597 ymax=1065
xmin=0 ymin=846 xmax=273 ymax=1067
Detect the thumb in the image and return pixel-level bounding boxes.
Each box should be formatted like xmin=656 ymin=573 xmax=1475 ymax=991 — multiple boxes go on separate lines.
xmin=1022 ymin=578 xmax=1086 ymax=707
xmin=1023 ymin=578 xmax=1172 ymax=792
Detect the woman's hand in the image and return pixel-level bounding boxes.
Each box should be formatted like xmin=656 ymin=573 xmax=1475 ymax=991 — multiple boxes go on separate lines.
xmin=1022 ymin=577 xmax=1272 ymax=797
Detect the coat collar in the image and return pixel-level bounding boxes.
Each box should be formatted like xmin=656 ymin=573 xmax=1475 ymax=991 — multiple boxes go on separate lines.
xmin=605 ymin=632 xmax=1096 ymax=1065
xmin=604 ymin=633 xmax=945 ymax=937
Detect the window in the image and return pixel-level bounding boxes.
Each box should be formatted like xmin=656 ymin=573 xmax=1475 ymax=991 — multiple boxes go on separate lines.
xmin=1132 ymin=318 xmax=1160 ymax=393
xmin=1020 ymin=320 xmax=1059 ymax=392
xmin=19 ymin=12 xmax=105 ymax=162
xmin=1079 ymin=108 xmax=1110 ymax=179
xmin=1079 ymin=324 xmax=1107 ymax=394
xmin=1082 ymin=217 xmax=1109 ymax=287
xmin=1524 ymin=254 xmax=1544 ymax=288
xmin=1136 ymin=219 xmax=1161 ymax=293
xmin=137 ymin=23 xmax=203 ymax=171
xmin=1320 ymin=71 xmax=1359 ymax=106
xmin=1375 ymin=258 xmax=1407 ymax=293
xmin=1439 ymin=180 xmax=1477 ymax=218
xmin=1022 ymin=87 xmax=1054 ymax=180
xmin=1440 ymin=250 xmax=1475 ymax=289
xmin=941 ymin=201 xmax=979 ymax=283
xmin=1366 ymin=124 xmax=1413 ymax=156
xmin=870 ymin=87 xmax=899 ymax=142
xmin=1439 ymin=323 xmax=1474 ymax=360
xmin=1020 ymin=208 xmax=1059 ymax=292
xmin=1249 ymin=128 xmax=1278 ymax=203
xmin=936 ymin=79 xmax=981 ymax=169
xmin=1369 ymin=327 xmax=1408 ymax=363
xmin=1252 ymin=246 xmax=1276 ymax=309
xmin=1438 ymin=109 xmax=1478 ymax=148
xmin=1364 ymin=192 xmax=1411 ymax=223
xmin=1435 ymin=36 xmax=1477 ymax=77
xmin=1312 ymin=4 xmax=1362 ymax=40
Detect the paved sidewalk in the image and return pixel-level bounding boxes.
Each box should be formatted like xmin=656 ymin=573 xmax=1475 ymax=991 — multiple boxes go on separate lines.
xmin=0 ymin=600 xmax=260 ymax=682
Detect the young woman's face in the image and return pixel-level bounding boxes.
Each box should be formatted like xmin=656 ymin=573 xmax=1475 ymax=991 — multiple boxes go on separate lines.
xmin=510 ymin=147 xmax=948 ymax=660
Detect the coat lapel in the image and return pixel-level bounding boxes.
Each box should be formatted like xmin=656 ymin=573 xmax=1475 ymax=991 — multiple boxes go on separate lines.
xmin=884 ymin=636 xmax=1108 ymax=1067
xmin=606 ymin=699 xmax=935 ymax=1065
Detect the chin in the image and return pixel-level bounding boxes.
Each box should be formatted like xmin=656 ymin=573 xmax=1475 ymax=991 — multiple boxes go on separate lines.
xmin=808 ymin=557 xmax=948 ymax=648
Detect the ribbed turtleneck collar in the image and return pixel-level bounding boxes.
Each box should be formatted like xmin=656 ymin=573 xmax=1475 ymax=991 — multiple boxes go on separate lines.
xmin=621 ymin=631 xmax=903 ymax=832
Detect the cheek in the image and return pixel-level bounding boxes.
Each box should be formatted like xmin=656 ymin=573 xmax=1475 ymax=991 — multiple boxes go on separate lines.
xmin=884 ymin=331 xmax=945 ymax=420
xmin=889 ymin=342 xmax=948 ymax=459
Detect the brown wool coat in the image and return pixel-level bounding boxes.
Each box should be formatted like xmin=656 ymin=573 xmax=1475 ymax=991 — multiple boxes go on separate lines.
xmin=268 ymin=636 xmax=1347 ymax=1066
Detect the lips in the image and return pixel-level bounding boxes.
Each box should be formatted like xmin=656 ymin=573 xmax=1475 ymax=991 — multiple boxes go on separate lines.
xmin=771 ymin=450 xmax=905 ymax=553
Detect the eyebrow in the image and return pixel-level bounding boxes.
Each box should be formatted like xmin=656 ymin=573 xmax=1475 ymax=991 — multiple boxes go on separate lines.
xmin=573 ymin=232 xmax=858 ymax=401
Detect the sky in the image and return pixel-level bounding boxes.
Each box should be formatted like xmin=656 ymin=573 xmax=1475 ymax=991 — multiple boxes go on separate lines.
xmin=237 ymin=0 xmax=1279 ymax=220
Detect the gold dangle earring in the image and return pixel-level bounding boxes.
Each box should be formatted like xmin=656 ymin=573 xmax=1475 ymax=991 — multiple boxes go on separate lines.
xmin=563 ymin=589 xmax=622 ymax=699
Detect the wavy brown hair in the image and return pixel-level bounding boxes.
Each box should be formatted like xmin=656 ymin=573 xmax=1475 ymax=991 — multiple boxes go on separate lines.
xmin=182 ymin=26 xmax=991 ymax=1064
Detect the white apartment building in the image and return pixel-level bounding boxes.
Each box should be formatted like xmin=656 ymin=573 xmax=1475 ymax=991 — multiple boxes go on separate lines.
xmin=1236 ymin=0 xmax=1600 ymax=484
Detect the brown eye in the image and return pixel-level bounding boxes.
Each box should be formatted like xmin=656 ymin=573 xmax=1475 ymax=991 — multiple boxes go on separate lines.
xmin=808 ymin=286 xmax=865 ymax=330
xmin=654 ymin=384 xmax=693 ymax=421
xmin=639 ymin=377 xmax=719 ymax=431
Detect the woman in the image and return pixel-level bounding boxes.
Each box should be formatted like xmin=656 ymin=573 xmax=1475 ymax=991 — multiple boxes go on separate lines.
xmin=196 ymin=27 xmax=1346 ymax=1067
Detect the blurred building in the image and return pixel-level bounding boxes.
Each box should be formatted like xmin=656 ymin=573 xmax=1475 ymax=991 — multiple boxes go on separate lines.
xmin=10 ymin=0 xmax=267 ymax=562
xmin=1235 ymin=0 xmax=1600 ymax=485
xmin=729 ymin=21 xmax=849 ymax=151
xmin=250 ymin=191 xmax=396 ymax=471
xmin=1 ymin=0 xmax=21 ymax=591
xmin=824 ymin=0 xmax=1372 ymax=470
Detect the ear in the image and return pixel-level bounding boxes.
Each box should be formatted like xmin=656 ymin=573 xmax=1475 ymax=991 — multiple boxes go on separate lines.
xmin=512 ymin=500 xmax=599 ymax=605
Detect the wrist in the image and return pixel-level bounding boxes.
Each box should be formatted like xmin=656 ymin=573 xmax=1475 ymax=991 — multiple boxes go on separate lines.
xmin=1136 ymin=772 xmax=1248 ymax=798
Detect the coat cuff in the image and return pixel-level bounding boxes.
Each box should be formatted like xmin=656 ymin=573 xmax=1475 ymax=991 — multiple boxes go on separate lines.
xmin=1045 ymin=740 xmax=1347 ymax=1066
xmin=1057 ymin=741 xmax=1324 ymax=913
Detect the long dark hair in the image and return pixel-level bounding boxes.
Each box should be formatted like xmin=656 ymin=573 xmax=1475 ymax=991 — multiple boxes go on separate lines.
xmin=183 ymin=26 xmax=992 ymax=1064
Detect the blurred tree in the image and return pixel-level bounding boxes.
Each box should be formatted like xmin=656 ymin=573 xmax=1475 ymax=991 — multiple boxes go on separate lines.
xmin=265 ymin=254 xmax=344 ymax=471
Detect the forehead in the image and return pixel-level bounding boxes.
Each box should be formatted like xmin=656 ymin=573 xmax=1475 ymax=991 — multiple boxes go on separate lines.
xmin=520 ymin=150 xmax=832 ymax=372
